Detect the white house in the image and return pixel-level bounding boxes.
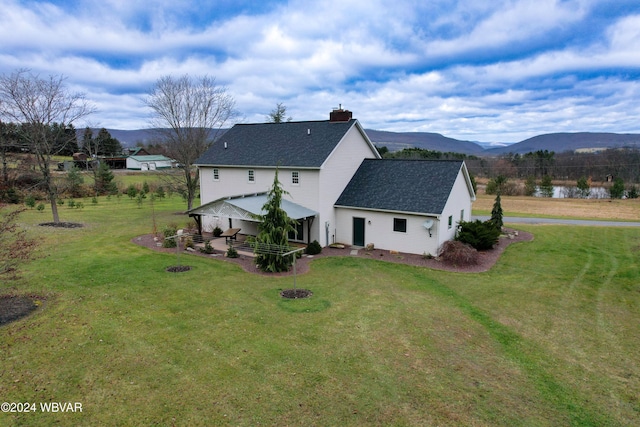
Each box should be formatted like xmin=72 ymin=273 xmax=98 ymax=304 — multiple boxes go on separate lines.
xmin=190 ymin=109 xmax=476 ymax=255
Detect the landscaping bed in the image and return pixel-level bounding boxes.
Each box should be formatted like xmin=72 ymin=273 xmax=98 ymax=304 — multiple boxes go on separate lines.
xmin=132 ymin=228 xmax=533 ymax=276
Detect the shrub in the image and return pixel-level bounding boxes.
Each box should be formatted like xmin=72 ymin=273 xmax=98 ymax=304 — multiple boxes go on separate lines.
xmin=439 ymin=240 xmax=479 ymax=265
xmin=627 ymin=186 xmax=638 ymax=199
xmin=162 ymin=224 xmax=178 ymax=248
xmin=135 ymin=192 xmax=146 ymax=207
xmin=200 ymin=240 xmax=215 ymax=254
xmin=24 ymin=194 xmax=36 ymax=209
xmin=155 ymin=186 xmax=166 ymax=199
xmin=1 ymin=187 xmax=21 ymax=204
xmin=126 ymin=184 xmax=138 ymax=199
xmin=184 ymin=236 xmax=194 ymax=249
xmin=226 ymin=244 xmax=238 ymax=258
xmin=36 ymin=203 xmax=45 ymax=212
xmin=212 ymin=226 xmax=223 ymax=237
xmin=456 ymin=220 xmax=500 ymax=250
xmin=305 ymin=240 xmax=322 ymax=255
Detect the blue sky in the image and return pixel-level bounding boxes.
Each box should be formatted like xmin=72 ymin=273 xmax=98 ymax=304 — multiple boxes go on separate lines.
xmin=1 ymin=0 xmax=640 ymax=143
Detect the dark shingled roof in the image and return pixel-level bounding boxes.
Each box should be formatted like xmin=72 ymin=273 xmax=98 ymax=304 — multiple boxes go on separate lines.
xmin=195 ymin=119 xmax=359 ymax=167
xmin=335 ymin=159 xmax=466 ymax=215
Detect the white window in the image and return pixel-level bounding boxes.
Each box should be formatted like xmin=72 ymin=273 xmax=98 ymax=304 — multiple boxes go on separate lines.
xmin=213 ymin=168 xmax=219 ymax=181
xmin=248 ymin=170 xmax=255 ymax=183
xmin=460 ymin=209 xmax=464 ymax=222
xmin=448 ymin=215 xmax=453 ymax=229
xmin=292 ymin=171 xmax=299 ymax=185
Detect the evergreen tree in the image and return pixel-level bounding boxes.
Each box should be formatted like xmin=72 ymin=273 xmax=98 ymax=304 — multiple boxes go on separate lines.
xmin=95 ymin=162 xmax=117 ymax=195
xmin=266 ymin=102 xmax=292 ymax=123
xmin=253 ymin=169 xmax=296 ymax=272
xmin=609 ymin=177 xmax=625 ymax=199
xmin=490 ymin=192 xmax=503 ymax=229
xmin=524 ymin=175 xmax=537 ymax=196
xmin=66 ymin=166 xmax=84 ymax=197
xmin=539 ymin=175 xmax=554 ymax=197
xmin=576 ymin=176 xmax=591 ymax=198
xmin=95 ymin=128 xmax=122 ymax=156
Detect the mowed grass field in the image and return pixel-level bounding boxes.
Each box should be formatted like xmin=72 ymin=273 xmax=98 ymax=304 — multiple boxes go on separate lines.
xmin=1 ymin=193 xmax=639 ymax=426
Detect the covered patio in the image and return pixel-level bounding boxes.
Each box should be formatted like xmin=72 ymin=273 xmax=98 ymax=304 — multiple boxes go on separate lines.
xmin=188 ymin=192 xmax=318 ymax=244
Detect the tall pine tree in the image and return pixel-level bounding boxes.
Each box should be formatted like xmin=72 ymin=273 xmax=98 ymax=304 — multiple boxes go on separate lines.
xmin=253 ymin=169 xmax=297 ymax=272
xmin=490 ymin=192 xmax=503 ymax=230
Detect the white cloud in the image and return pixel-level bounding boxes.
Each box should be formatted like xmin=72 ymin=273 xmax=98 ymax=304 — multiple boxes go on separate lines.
xmin=1 ymin=0 xmax=640 ymax=143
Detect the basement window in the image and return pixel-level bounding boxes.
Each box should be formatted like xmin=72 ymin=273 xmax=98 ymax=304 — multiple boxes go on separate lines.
xmin=393 ymin=218 xmax=407 ymax=233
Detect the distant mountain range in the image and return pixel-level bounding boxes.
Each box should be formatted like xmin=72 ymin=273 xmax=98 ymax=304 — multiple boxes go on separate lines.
xmin=95 ymin=128 xmax=640 ymax=156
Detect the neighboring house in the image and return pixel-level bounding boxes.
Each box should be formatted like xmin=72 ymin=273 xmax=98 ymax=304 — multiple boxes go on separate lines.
xmin=126 ymin=155 xmax=174 ymax=170
xmin=190 ymin=109 xmax=475 ymax=255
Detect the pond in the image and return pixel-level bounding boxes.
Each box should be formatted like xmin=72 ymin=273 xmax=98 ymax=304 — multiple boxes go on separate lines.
xmin=537 ymin=186 xmax=609 ymax=199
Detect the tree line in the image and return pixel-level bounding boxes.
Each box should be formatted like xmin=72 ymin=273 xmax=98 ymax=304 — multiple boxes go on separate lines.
xmin=381 ymin=146 xmax=640 ymax=184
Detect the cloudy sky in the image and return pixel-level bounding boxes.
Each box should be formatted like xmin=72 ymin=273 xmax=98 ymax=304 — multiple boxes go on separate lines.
xmin=1 ymin=0 xmax=640 ymax=143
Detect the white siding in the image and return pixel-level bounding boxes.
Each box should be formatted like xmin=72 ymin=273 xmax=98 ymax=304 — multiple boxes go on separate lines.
xmin=439 ymin=168 xmax=474 ymax=242
xmin=335 ymin=208 xmax=440 ymax=256
xmin=197 ymin=121 xmax=378 ymax=246
xmin=333 ymin=166 xmax=473 ymax=256
xmin=318 ymin=125 xmax=379 ymax=246
xmin=198 ymin=166 xmax=322 ymax=241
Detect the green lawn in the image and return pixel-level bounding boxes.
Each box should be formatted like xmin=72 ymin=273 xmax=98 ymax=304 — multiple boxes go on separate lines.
xmin=1 ymin=196 xmax=639 ymax=426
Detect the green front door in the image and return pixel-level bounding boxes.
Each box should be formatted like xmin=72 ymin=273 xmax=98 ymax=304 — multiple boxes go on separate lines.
xmin=353 ymin=217 xmax=365 ymax=246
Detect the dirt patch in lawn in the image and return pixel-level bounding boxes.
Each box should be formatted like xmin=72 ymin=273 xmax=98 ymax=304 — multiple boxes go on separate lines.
xmin=0 ymin=294 xmax=44 ymax=326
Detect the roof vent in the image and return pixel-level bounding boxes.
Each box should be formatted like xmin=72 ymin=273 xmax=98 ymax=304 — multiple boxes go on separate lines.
xmin=224 ymin=142 xmax=228 ymax=149
xmin=329 ymin=105 xmax=352 ymax=122
xmin=307 ymin=128 xmax=311 ymax=135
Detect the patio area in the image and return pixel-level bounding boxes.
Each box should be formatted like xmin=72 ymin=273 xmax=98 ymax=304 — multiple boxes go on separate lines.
xmin=195 ymin=233 xmax=256 ymax=257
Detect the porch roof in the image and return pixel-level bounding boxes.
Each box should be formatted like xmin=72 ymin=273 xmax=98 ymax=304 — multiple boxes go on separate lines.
xmin=188 ymin=193 xmax=317 ymax=222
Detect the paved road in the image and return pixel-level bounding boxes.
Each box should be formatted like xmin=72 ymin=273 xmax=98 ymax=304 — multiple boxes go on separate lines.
xmin=472 ymin=216 xmax=640 ymax=227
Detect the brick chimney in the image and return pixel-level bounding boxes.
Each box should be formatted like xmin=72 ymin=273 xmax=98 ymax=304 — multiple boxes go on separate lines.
xmin=329 ymin=105 xmax=352 ymax=122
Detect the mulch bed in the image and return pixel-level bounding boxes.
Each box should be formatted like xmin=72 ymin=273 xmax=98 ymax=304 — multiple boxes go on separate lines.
xmin=39 ymin=222 xmax=84 ymax=228
xmin=132 ymin=228 xmax=533 ymax=276
xmin=280 ymin=289 xmax=313 ymax=299
xmin=166 ymin=265 xmax=192 ymax=273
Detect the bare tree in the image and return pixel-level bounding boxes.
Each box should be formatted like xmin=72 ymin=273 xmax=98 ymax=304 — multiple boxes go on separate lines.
xmin=145 ymin=75 xmax=237 ymax=210
xmin=0 ymin=70 xmax=95 ymax=223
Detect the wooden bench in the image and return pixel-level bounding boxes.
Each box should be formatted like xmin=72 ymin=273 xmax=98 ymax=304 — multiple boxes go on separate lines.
xmin=221 ymin=228 xmax=241 ymax=243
